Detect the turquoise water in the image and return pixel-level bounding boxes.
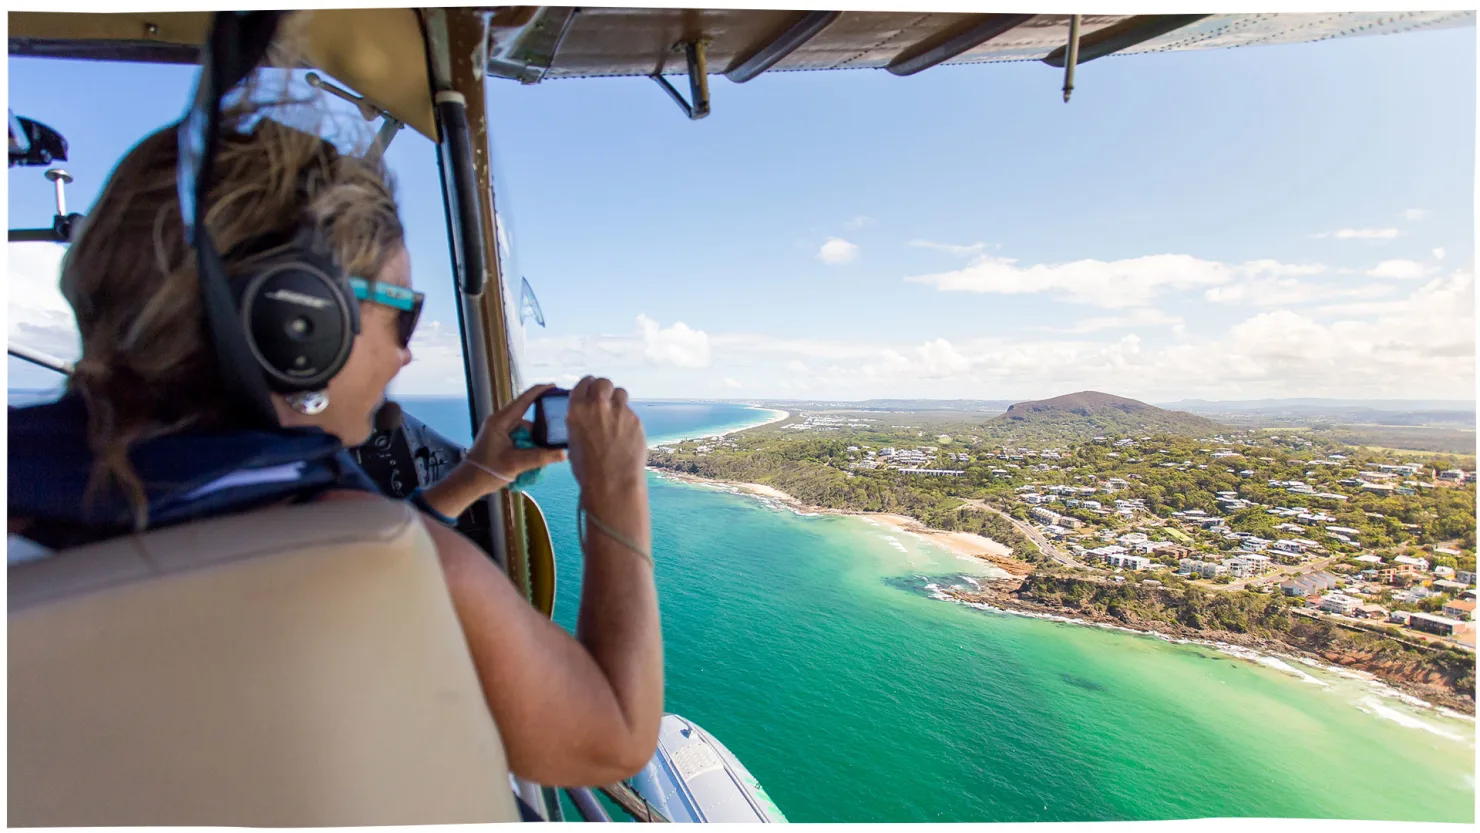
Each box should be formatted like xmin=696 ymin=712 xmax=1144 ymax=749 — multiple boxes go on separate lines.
xmin=10 ymin=389 xmax=1473 ymax=822
xmin=404 ymin=398 xmax=1475 ymax=823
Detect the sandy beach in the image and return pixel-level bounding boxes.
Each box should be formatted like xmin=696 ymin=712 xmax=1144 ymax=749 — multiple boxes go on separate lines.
xmin=656 ymin=472 xmax=1029 ymax=574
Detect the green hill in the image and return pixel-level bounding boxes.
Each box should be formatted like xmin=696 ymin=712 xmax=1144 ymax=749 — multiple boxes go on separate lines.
xmin=986 ymin=391 xmax=1228 ymax=442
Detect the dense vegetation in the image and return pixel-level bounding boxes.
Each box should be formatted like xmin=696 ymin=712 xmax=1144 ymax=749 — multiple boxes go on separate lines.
xmin=997 ymin=391 xmax=1225 ymax=437
xmin=652 ymin=422 xmax=1476 ymax=561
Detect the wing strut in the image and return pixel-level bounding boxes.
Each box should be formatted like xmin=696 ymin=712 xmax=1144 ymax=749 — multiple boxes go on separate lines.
xmin=651 ymin=39 xmax=711 ymax=120
xmin=1062 ymin=14 xmax=1081 ymax=102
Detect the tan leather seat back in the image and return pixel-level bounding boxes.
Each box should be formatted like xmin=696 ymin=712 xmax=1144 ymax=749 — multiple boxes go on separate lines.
xmin=8 ymin=497 xmax=519 ymax=827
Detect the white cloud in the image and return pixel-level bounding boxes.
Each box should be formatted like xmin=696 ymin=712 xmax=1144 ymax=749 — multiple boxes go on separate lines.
xmin=1433 ymin=248 xmax=1446 ymax=261
xmin=1367 ymin=259 xmax=1434 ymax=280
xmin=908 ymin=239 xmax=988 ymax=257
xmin=7 ymin=242 xmax=80 ymax=362
xmin=844 ymin=216 xmax=873 ymax=229
xmin=710 ymin=333 xmax=879 ymax=361
xmin=636 ymin=314 xmax=711 ymax=368
xmin=1403 ymin=208 xmax=1429 ymax=221
xmin=1051 ymin=308 xmax=1183 ymax=334
xmin=723 ymin=377 xmax=742 ymax=389
xmin=906 ymin=252 xmax=1326 ymax=309
xmin=817 ymin=237 xmax=859 ymax=265
xmin=521 ymin=271 xmax=1473 ymax=399
xmin=1313 ymin=228 xmax=1400 ymax=240
xmin=1204 ymin=277 xmax=1390 ymax=307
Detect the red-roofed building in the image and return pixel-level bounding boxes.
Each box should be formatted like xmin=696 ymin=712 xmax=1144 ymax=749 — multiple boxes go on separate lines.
xmin=1441 ymin=598 xmax=1475 ymax=621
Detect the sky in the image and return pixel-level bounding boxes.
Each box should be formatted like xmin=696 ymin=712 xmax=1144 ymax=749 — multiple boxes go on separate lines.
xmin=5 ymin=13 xmax=1476 ymax=405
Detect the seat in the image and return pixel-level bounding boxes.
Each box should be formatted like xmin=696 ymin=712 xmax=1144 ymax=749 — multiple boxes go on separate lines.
xmin=8 ymin=497 xmax=519 ymax=827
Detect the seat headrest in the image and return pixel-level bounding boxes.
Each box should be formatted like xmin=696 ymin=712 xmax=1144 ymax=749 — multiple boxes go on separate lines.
xmin=9 ymin=497 xmax=519 ymax=826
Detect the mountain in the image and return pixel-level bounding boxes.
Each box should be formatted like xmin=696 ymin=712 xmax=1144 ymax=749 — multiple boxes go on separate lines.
xmin=989 ymin=391 xmax=1226 ymax=440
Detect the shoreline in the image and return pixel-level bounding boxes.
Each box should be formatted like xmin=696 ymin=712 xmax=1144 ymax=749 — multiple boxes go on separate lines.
xmin=646 ymin=407 xmax=790 ymax=450
xmin=651 ymin=467 xmax=1476 ymax=718
xmin=936 ymin=581 xmax=1477 ymax=719
xmin=651 ymin=470 xmax=1032 ymax=575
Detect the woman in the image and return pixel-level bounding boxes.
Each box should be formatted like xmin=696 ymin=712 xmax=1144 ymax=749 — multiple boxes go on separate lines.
xmin=6 ymin=111 xmax=663 ymax=788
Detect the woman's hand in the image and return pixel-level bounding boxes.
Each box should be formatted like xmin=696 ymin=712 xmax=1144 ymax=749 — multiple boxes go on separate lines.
xmin=565 ymin=376 xmax=647 ymax=509
xmin=417 ymin=384 xmax=566 ymax=521
xmin=462 ymin=383 xmax=568 ymax=489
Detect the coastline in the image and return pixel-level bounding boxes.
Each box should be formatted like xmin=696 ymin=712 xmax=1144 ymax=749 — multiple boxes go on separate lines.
xmin=936 ymin=582 xmax=1477 ymax=723
xmin=935 ymin=581 xmax=1477 ymax=718
xmin=652 ymin=470 xmax=1032 ymax=575
xmin=651 ymin=467 xmax=1476 ymax=718
xmin=646 ymin=407 xmax=789 ymax=449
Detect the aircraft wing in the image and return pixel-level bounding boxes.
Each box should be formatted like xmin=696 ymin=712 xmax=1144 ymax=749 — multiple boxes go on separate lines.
xmin=485 ymin=9 xmax=1474 ymax=83
xmin=9 ymin=8 xmax=1474 ymax=135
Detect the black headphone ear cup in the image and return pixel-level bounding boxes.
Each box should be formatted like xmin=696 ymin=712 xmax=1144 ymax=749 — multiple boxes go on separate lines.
xmin=238 ymin=259 xmax=356 ymax=393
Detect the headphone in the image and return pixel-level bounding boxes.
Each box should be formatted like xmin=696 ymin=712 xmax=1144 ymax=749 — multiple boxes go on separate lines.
xmin=182 ymin=11 xmax=370 ymax=425
xmin=232 ymin=214 xmax=361 ymax=395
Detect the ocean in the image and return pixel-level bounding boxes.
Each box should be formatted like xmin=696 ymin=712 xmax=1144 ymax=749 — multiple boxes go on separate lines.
xmin=399 ymin=397 xmax=1474 ymax=823
xmin=9 ymin=390 xmax=1475 ymax=822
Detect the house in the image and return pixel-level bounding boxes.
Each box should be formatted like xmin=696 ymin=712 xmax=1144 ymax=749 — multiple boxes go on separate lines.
xmin=1352 ymin=554 xmax=1384 ymax=566
xmin=1228 ymin=554 xmax=1273 ymax=578
xmin=1320 ymin=595 xmax=1362 ymax=616
xmin=1103 ymin=552 xmax=1151 ymax=571
xmin=1181 ymin=559 xmax=1228 ymax=580
xmin=1437 ymin=469 xmax=1468 ymax=482
xmin=1392 ymin=555 xmax=1430 ymax=572
xmin=1434 ymin=565 xmax=1455 ymax=579
xmin=1031 ymin=507 xmax=1063 ymax=526
xmin=1441 ymin=599 xmax=1476 ymax=621
xmin=1408 ymin=612 xmax=1470 ymax=638
xmin=1397 ymin=587 xmax=1434 ymax=605
xmin=1281 ymin=571 xmax=1337 ymax=597
xmin=1434 ymin=579 xmax=1470 ymax=595
xmin=1388 ymin=610 xmax=1413 ymax=626
xmin=1458 ymin=570 xmax=1476 ymax=586
xmin=1356 ymin=604 xmax=1389 ymax=620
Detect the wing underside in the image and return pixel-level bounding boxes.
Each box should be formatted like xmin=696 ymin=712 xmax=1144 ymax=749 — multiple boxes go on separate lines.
xmin=485 ymin=9 xmax=1474 ymax=82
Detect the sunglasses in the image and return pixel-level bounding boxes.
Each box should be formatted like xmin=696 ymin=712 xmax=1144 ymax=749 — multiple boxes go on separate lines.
xmin=348 ymin=277 xmax=424 ymax=348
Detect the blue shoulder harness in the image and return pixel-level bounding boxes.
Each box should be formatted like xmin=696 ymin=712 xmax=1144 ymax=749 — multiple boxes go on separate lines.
xmin=8 ymin=394 xmax=379 ymax=550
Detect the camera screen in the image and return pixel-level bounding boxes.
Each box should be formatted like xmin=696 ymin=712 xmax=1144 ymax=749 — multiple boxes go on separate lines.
xmin=542 ymin=393 xmax=569 ymax=445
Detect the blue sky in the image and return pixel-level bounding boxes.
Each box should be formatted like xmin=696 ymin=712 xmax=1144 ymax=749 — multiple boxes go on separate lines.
xmin=7 ymin=15 xmax=1475 ymax=404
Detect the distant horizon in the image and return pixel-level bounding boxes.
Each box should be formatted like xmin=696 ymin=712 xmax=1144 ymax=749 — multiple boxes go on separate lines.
xmin=10 ymin=385 xmax=1475 ymax=412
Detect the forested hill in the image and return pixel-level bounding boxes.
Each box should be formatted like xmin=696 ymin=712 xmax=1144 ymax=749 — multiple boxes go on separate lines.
xmin=988 ymin=391 xmax=1227 ymax=442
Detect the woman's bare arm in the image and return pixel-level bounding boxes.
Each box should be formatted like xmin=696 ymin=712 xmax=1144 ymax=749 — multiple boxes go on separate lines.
xmin=328 ymin=377 xmax=662 ymax=787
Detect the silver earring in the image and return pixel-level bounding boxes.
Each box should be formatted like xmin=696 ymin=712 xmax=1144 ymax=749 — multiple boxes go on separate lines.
xmin=286 ymin=390 xmax=329 ymax=415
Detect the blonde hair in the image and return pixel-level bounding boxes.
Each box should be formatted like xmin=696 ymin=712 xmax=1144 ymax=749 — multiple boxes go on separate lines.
xmin=61 ymin=67 xmax=406 ymax=530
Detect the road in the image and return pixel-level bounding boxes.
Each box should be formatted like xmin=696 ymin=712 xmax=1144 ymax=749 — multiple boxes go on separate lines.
xmin=1221 ymin=555 xmax=1340 ymax=592
xmin=958 ymin=499 xmax=1085 ymax=569
xmin=1292 ymin=607 xmax=1476 ymax=653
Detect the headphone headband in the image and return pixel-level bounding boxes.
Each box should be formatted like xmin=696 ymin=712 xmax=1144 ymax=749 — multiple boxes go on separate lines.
xmin=178 ymin=12 xmax=360 ymax=413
